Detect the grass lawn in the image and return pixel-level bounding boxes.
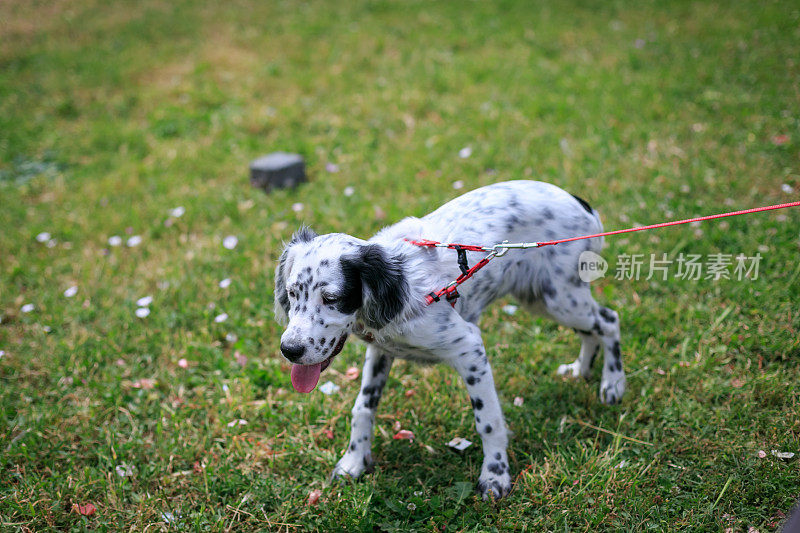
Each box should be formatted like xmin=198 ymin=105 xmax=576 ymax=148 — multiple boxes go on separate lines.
xmin=1 ymin=0 xmax=799 ymax=530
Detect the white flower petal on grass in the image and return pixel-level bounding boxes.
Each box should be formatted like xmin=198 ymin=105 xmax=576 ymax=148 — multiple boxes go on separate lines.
xmin=162 ymin=512 xmax=177 ymax=524
xmin=21 ymin=304 xmax=35 ymax=313
xmin=177 ymin=358 xmax=189 ymax=369
xmin=225 ymin=333 xmax=238 ymax=343
xmin=219 ymin=278 xmax=232 ymax=289
xmin=291 ymin=203 xmax=304 ymax=213
xmin=136 ymin=295 xmax=153 ymax=307
xmin=782 ymin=183 xmax=794 ymax=194
xmin=227 ymin=419 xmax=247 ymax=427
xmin=325 ymin=162 xmax=340 ymax=173
xmin=757 ymin=450 xmax=767 ymax=458
xmin=214 ymin=313 xmax=228 ymax=323
xmin=447 ymin=437 xmax=472 ymax=451
xmin=318 ymin=381 xmax=340 ymax=395
xmin=108 ymin=235 xmax=122 ymax=247
xmin=46 ymin=239 xmax=57 ymax=248
xmin=458 ymin=146 xmax=472 ymax=158
xmin=513 ymin=396 xmax=524 ymax=407
xmin=169 ymin=206 xmax=185 ymax=218
xmin=0 ymin=350 xmax=5 ymax=359
xmin=36 ymin=232 xmax=51 ymax=243
xmin=64 ymin=286 xmax=78 ymax=298
xmin=452 ymin=180 xmax=464 ymax=190
xmin=407 ymin=503 xmax=417 ymax=511
xmin=135 ymin=307 xmax=150 ymax=318
xmin=771 ymin=450 xmax=796 ymax=460
xmin=115 ymin=463 xmax=134 ymax=477
xmin=223 ymin=235 xmax=238 ymax=250
xmin=343 ymin=186 xmax=355 ymax=197
xmin=502 ymin=305 xmax=518 ymax=315
xmin=127 ymin=235 xmax=142 ymax=247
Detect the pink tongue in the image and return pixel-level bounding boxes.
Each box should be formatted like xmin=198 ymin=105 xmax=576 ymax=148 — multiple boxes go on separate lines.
xmin=291 ymin=363 xmax=323 ymax=393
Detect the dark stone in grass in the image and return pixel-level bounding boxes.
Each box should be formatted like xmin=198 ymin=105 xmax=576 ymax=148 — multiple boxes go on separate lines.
xmin=250 ymin=152 xmax=306 ymax=191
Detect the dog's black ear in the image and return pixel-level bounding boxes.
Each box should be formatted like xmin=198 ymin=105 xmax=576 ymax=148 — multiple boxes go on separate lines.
xmin=340 ymin=244 xmax=407 ymax=330
xmin=274 ymin=227 xmax=318 ymax=324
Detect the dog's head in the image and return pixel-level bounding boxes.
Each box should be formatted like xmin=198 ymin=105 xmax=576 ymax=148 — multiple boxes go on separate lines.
xmin=274 ymin=228 xmax=406 ymax=392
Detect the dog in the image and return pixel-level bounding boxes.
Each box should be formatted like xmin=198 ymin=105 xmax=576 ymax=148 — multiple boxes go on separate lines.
xmin=274 ymin=180 xmax=625 ymax=499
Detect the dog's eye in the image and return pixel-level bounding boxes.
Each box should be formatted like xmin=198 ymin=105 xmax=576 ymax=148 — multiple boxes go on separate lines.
xmin=322 ymin=294 xmax=339 ymax=305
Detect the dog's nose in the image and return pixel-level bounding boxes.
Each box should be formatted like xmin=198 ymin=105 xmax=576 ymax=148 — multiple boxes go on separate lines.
xmin=280 ymin=342 xmax=306 ymax=362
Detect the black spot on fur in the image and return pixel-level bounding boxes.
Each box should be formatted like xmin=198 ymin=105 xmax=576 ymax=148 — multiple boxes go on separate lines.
xmin=495 ymin=452 xmax=502 ymax=460
xmin=599 ymin=307 xmax=616 ymax=323
xmin=611 ymin=341 xmax=621 ymax=360
xmin=471 ymin=397 xmax=484 ymax=410
xmin=571 ymin=193 xmax=593 ymax=214
xmin=484 ymin=424 xmax=493 ymax=434
xmin=466 ymin=376 xmax=477 ymax=386
xmin=372 ymin=355 xmax=389 ymax=379
xmin=350 ymin=442 xmax=356 ymax=451
xmin=488 ymin=462 xmax=505 ymax=475
xmin=540 ymin=277 xmax=557 ymax=299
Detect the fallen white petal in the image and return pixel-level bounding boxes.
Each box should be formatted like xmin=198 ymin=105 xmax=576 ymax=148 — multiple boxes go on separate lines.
xmin=771 ymin=450 xmax=796 ymax=460
xmin=169 ymin=206 xmax=185 ymax=218
xmin=219 ymin=278 xmax=232 ymax=289
xmin=177 ymin=358 xmax=188 ymax=368
xmin=223 ymin=235 xmax=238 ymax=250
xmin=46 ymin=239 xmax=57 ymax=248
xmin=325 ymin=162 xmax=340 ymax=173
xmin=136 ymin=295 xmax=153 ymax=307
xmin=343 ymin=186 xmax=355 ymax=197
xmin=115 ymin=463 xmax=134 ymax=477
xmin=214 ymin=313 xmax=228 ymax=323
xmin=452 ymin=180 xmax=464 ymax=190
xmin=502 ymin=305 xmax=518 ymax=315
xmin=108 ymin=235 xmax=122 ymax=247
xmin=64 ymin=286 xmax=78 ymax=298
xmin=318 ymin=381 xmax=340 ymax=395
xmin=781 ymin=184 xmax=794 ymax=194
xmin=21 ymin=304 xmax=35 ymax=313
xmin=291 ymin=203 xmax=304 ymax=213
xmin=35 ymin=232 xmax=51 ymax=243
xmin=458 ymin=146 xmax=472 ymax=158
xmin=135 ymin=307 xmax=150 ymax=318
xmin=127 ymin=235 xmax=142 ymax=247
xmin=447 ymin=437 xmax=473 ymax=451
xmin=227 ymin=419 xmax=247 ymax=427
xmin=513 ymin=396 xmax=524 ymax=407
xmin=0 ymin=350 xmax=5 ymax=358
xmin=225 ymin=332 xmax=238 ymax=343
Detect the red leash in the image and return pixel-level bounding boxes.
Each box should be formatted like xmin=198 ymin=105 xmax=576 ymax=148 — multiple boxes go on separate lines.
xmin=408 ymin=200 xmax=800 ymax=306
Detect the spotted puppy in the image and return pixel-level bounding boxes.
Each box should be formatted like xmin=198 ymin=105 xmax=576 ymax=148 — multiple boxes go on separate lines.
xmin=274 ymin=180 xmax=625 ymax=499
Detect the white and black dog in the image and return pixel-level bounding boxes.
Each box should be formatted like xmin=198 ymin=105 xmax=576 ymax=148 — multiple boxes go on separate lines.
xmin=274 ymin=180 xmax=625 ymax=499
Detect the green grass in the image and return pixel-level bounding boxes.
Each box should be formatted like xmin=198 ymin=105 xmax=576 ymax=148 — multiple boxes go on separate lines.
xmin=1 ymin=0 xmax=799 ymax=530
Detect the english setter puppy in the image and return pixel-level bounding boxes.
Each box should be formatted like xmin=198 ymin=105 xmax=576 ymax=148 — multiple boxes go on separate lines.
xmin=274 ymin=180 xmax=625 ymax=499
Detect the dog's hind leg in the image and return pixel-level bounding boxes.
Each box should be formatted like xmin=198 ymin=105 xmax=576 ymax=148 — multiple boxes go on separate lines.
xmin=540 ymin=282 xmax=626 ymax=405
xmin=331 ymin=345 xmax=393 ymax=480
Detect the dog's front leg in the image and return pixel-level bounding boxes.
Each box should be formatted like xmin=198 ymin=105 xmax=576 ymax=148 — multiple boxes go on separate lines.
xmin=449 ymin=336 xmax=512 ymax=500
xmin=331 ymin=344 xmax=393 ymax=481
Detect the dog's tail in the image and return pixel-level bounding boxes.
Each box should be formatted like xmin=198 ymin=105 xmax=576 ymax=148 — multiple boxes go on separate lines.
xmin=571 ymin=193 xmax=604 ymax=253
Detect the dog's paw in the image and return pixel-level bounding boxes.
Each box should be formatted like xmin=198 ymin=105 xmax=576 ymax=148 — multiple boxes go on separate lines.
xmin=557 ymin=361 xmax=585 ymax=379
xmin=477 ymin=472 xmax=512 ymax=501
xmin=330 ymin=453 xmax=374 ymax=482
xmin=600 ymin=373 xmax=626 ymax=405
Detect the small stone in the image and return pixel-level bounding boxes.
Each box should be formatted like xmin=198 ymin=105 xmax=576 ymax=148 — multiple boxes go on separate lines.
xmin=250 ymin=153 xmax=306 ymax=191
